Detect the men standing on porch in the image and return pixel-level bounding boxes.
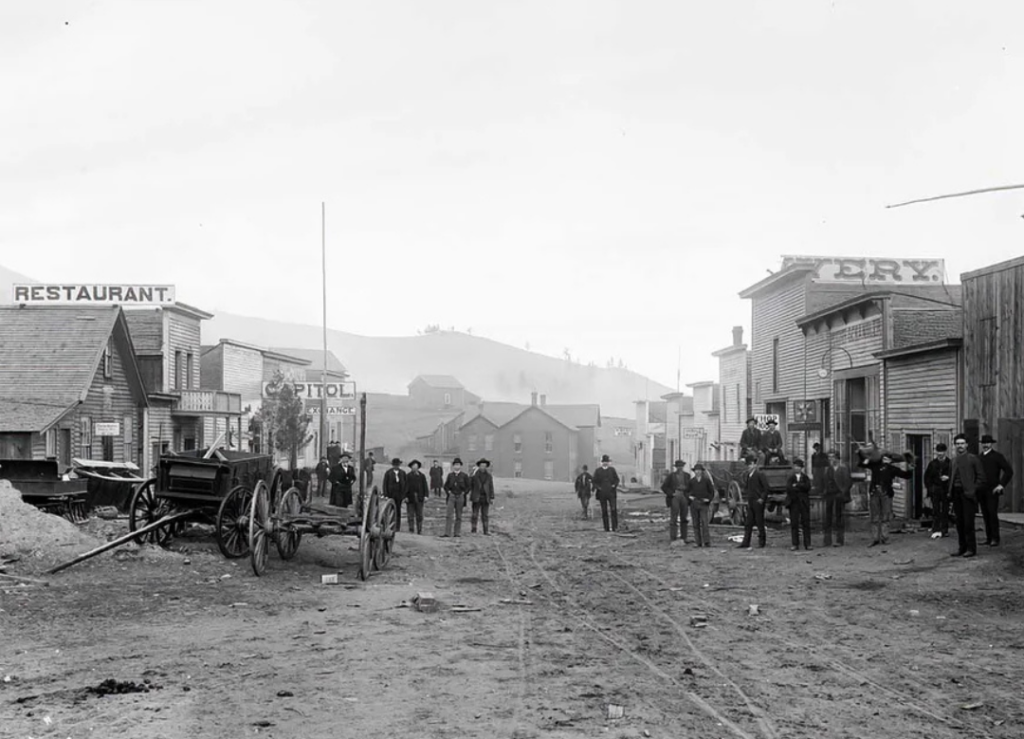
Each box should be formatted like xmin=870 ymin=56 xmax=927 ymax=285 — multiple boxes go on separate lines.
xmin=978 ymin=434 xmax=1014 ymax=547
xmin=786 ymin=458 xmax=813 ymax=551
xmin=925 ymin=443 xmax=953 ymax=538
xmin=442 ymin=457 xmax=471 ymax=538
xmin=740 ymin=418 xmax=762 ymax=462
xmin=689 ymin=463 xmax=716 ymax=548
xmin=737 ymin=455 xmax=770 ymax=549
xmin=949 ymin=433 xmax=986 ymax=558
xmin=592 ymin=455 xmax=620 ymax=532
xmin=382 ymin=458 xmax=408 ymax=533
xmin=661 ymin=460 xmax=691 ymax=544
xmin=405 ymin=460 xmax=429 ymax=535
xmin=822 ymin=450 xmax=852 ymax=547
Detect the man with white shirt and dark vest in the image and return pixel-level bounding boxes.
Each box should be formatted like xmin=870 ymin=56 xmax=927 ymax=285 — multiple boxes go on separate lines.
xmin=949 ymin=433 xmax=986 ymax=558
xmin=977 ymin=434 xmax=1013 ymax=547
xmin=382 ymin=457 xmax=408 ymax=533
xmin=592 ymin=455 xmax=620 ymax=532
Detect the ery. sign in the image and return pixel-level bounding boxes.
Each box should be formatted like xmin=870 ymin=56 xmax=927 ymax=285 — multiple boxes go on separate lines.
xmin=780 ymin=256 xmax=946 ymax=284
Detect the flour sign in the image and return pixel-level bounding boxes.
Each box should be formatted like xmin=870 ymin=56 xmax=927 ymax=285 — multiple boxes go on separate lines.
xmin=12 ymin=284 xmax=176 ymax=305
xmin=94 ymin=422 xmax=121 ymax=436
xmin=780 ymin=256 xmax=946 ymax=284
xmin=754 ymin=414 xmax=780 ymax=431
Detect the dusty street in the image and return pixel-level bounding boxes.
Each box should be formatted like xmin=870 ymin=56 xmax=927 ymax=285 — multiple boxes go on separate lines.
xmin=3 ymin=480 xmax=1024 ymax=739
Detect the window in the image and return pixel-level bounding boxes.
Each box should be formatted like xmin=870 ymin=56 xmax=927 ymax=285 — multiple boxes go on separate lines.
xmin=443 ymin=392 xmax=452 ymax=406
xmin=123 ymin=415 xmax=133 ymax=462
xmin=103 ymin=338 xmax=113 ymax=379
xmin=174 ymin=351 xmax=183 ymax=390
xmin=186 ymin=353 xmax=194 ymax=389
xmin=513 ymin=433 xmax=522 ymax=453
xmin=467 ymin=435 xmax=477 ymax=452
xmin=80 ymin=417 xmax=92 ymax=458
xmin=543 ymin=460 xmax=554 ymax=481
xmin=484 ymin=434 xmax=494 ymax=451
xmin=45 ymin=428 xmax=57 ymax=458
xmin=544 ymin=432 xmax=553 ymax=454
xmin=0 ymin=434 xmax=31 ymax=459
xmin=772 ymin=337 xmax=780 ymax=394
xmin=513 ymin=460 xmax=522 ymax=478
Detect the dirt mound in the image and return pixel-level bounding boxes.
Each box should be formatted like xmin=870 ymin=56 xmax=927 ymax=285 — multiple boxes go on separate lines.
xmin=0 ymin=480 xmax=103 ymax=560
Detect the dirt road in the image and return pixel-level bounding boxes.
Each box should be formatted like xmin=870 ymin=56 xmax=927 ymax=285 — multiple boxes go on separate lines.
xmin=3 ymin=480 xmax=1023 ymax=738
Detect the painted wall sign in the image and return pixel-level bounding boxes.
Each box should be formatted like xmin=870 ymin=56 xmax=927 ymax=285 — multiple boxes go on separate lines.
xmin=12 ymin=284 xmax=176 ymax=304
xmin=754 ymin=413 xmax=780 ymax=431
xmin=780 ymin=256 xmax=946 ymax=284
xmin=307 ymin=406 xmax=356 ymax=416
xmin=263 ymin=381 xmax=356 ymax=400
xmin=93 ymin=422 xmax=121 ymax=436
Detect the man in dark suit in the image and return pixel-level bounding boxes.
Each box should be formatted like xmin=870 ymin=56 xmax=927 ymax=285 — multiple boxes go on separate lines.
xmin=949 ymin=433 xmax=986 ymax=558
xmin=429 ymin=460 xmax=444 ymax=498
xmin=925 ymin=443 xmax=953 ymax=538
xmin=978 ymin=434 xmax=1014 ymax=546
xmin=405 ymin=460 xmax=429 ymax=534
xmin=470 ymin=458 xmax=495 ymax=534
xmin=315 ymin=456 xmax=330 ymax=498
xmin=760 ymin=419 xmax=785 ymax=464
xmin=786 ymin=458 xmax=813 ymax=551
xmin=575 ymin=465 xmax=594 ymax=519
xmin=740 ymin=418 xmax=762 ymax=462
xmin=382 ymin=457 xmax=407 ymax=533
xmin=738 ymin=456 xmax=770 ymax=549
xmin=661 ymin=460 xmax=691 ymax=543
xmin=592 ymin=455 xmax=620 ymax=532
xmin=810 ymin=442 xmax=829 ymax=495
xmin=821 ymin=450 xmax=852 ymax=547
xmin=328 ymin=452 xmax=357 ymax=507
xmin=442 ymin=457 xmax=471 ymax=538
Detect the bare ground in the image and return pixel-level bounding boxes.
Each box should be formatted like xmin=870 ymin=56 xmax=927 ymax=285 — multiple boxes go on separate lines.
xmin=2 ymin=480 xmax=1023 ymax=739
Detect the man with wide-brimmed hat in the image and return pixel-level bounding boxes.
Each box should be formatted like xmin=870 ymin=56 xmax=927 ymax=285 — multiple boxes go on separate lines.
xmin=949 ymin=433 xmax=986 ymax=557
xmin=442 ymin=457 xmax=471 ymax=537
xmin=978 ymin=434 xmax=1014 ymax=547
xmin=689 ymin=463 xmax=716 ymax=547
xmin=740 ymin=418 xmax=762 ymax=462
xmin=925 ymin=443 xmax=953 ymax=538
xmin=575 ymin=464 xmax=594 ymax=519
xmin=760 ymin=419 xmax=785 ymax=464
xmin=786 ymin=458 xmax=813 ymax=551
xmin=661 ymin=460 xmax=691 ymax=544
xmin=405 ymin=460 xmax=429 ymax=534
xmin=592 ymin=454 xmax=620 ymax=532
xmin=737 ymin=455 xmax=770 ymax=549
xmin=382 ymin=457 xmax=408 ymax=533
xmin=328 ymin=451 xmax=357 ymax=507
xmin=470 ymin=458 xmax=495 ymax=535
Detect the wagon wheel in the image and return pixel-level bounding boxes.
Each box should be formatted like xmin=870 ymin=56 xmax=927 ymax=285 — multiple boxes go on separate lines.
xmin=268 ymin=468 xmax=285 ymax=512
xmin=128 ymin=480 xmax=176 ymax=547
xmin=374 ymin=497 xmax=397 ymax=571
xmin=248 ymin=480 xmax=272 ymax=577
xmin=274 ymin=486 xmax=303 ymax=561
xmin=728 ymin=480 xmax=745 ymax=526
xmin=215 ymin=485 xmax=253 ymax=559
xmin=357 ymin=488 xmax=378 ymax=581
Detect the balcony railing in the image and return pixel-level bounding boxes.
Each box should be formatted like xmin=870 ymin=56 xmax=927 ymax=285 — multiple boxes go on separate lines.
xmin=174 ymin=390 xmax=242 ymax=415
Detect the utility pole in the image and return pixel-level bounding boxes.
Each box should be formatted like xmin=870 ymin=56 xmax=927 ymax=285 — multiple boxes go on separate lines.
xmin=320 ymin=202 xmax=328 ymax=459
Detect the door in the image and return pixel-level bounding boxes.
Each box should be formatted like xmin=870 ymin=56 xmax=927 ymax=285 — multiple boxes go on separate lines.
xmin=59 ymin=428 xmax=72 ymax=470
xmin=998 ymin=418 xmax=1024 ymax=513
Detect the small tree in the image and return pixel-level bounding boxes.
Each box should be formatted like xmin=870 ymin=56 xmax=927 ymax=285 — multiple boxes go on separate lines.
xmin=256 ymin=370 xmax=313 ymax=469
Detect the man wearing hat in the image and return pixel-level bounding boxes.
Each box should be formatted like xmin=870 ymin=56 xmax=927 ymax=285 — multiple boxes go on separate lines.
xmin=857 ymin=442 xmax=914 ymax=547
xmin=575 ymin=465 xmax=594 ymax=519
xmin=737 ymin=455 xmax=770 ymax=549
xmin=405 ymin=460 xmax=429 ymax=534
xmin=924 ymin=443 xmax=953 ymax=538
xmin=689 ymin=464 xmax=716 ymax=547
xmin=429 ymin=460 xmax=444 ymax=498
xmin=760 ymin=419 xmax=785 ymax=465
xmin=470 ymin=458 xmax=495 ymax=534
xmin=592 ymin=454 xmax=620 ymax=532
xmin=328 ymin=452 xmax=357 ymax=507
xmin=786 ymin=458 xmax=813 ymax=551
xmin=978 ymin=434 xmax=1014 ymax=547
xmin=363 ymin=451 xmax=376 ymax=489
xmin=382 ymin=457 xmax=408 ymax=533
xmin=740 ymin=418 xmax=762 ymax=462
xmin=821 ymin=450 xmax=852 ymax=547
xmin=661 ymin=460 xmax=691 ymax=543
xmin=810 ymin=442 xmax=829 ymax=496
xmin=442 ymin=458 xmax=471 ymax=537
xmin=949 ymin=433 xmax=986 ymax=558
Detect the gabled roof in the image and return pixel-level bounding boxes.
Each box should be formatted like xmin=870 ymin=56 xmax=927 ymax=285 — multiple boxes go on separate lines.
xmin=738 ymin=265 xmax=815 ymax=300
xmin=203 ymin=339 xmax=311 ymax=366
xmin=0 ymin=306 xmax=148 ymax=432
xmin=544 ymin=404 xmax=601 ymax=428
xmin=271 ymin=347 xmax=348 ymax=375
xmin=500 ymin=404 xmax=578 ymax=432
xmin=875 ymin=338 xmax=963 ymax=361
xmin=460 ymin=402 xmax=528 ymax=429
xmin=796 ymin=287 xmax=962 ymax=330
xmin=409 ymin=374 xmax=464 ymax=389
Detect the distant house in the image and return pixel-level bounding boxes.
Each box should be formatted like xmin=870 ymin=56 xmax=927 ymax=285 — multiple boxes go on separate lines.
xmin=407 ymin=375 xmax=479 ymax=410
xmin=711 ymin=326 xmax=751 ymax=460
xmin=0 ymin=306 xmax=148 ymax=470
xmin=634 ymin=400 xmax=669 ymax=486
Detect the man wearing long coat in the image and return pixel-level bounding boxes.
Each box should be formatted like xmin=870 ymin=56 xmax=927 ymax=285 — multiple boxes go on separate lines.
xmin=470 ymin=458 xmax=495 ymax=535
xmin=949 ymin=434 xmax=986 ymax=558
xmin=328 ymin=452 xmax=357 ymax=507
xmin=592 ymin=455 xmax=620 ymax=532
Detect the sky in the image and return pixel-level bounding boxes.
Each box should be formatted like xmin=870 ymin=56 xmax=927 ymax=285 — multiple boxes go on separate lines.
xmin=3 ymin=0 xmax=1024 ymax=390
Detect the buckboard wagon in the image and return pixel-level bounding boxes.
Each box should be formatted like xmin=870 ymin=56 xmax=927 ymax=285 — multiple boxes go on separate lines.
xmin=700 ymin=461 xmax=795 ymax=526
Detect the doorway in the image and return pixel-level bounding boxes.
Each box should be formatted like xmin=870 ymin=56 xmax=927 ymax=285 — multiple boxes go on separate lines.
xmin=59 ymin=428 xmax=72 ymax=470
xmin=905 ymin=435 xmax=930 ymax=519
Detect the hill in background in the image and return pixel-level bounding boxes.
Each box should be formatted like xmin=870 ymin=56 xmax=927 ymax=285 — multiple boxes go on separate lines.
xmin=203 ymin=311 xmax=673 ymax=418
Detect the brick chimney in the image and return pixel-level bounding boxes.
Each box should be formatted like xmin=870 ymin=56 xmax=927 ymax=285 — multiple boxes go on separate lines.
xmin=732 ymin=326 xmax=743 ymax=346
xmin=540 ymin=394 xmax=547 ymax=407
xmin=531 ymin=391 xmax=538 ymax=406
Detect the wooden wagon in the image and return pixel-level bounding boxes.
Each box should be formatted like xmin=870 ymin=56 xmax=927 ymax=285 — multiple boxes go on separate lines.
xmin=700 ymin=460 xmax=794 ymax=525
xmin=0 ymin=459 xmax=90 ymax=523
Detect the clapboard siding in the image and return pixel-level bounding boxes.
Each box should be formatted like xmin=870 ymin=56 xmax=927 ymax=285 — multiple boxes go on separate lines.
xmin=75 ymin=339 xmax=141 ymax=464
xmin=200 ymin=345 xmax=224 ymax=392
xmin=885 ymin=350 xmax=960 ymax=432
xmin=164 ymin=312 xmax=201 ymax=391
xmin=222 ymin=343 xmax=265 ymax=404
xmin=717 ymin=348 xmax=748 ymax=447
xmin=751 ymin=278 xmax=807 ymax=407
xmin=123 ymin=310 xmax=163 ymax=354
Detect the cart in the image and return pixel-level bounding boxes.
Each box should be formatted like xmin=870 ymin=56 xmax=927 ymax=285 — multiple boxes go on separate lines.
xmin=126 ymin=449 xmax=280 ymax=559
xmin=0 ymin=459 xmax=90 ymax=523
xmin=700 ymin=460 xmax=793 ymax=525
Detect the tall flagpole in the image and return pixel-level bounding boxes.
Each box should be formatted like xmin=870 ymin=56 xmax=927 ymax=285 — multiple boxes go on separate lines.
xmin=320 ymin=202 xmax=328 ymax=458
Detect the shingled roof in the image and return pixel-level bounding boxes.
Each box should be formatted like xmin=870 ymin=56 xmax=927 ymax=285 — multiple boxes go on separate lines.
xmin=0 ymin=306 xmax=147 ymax=432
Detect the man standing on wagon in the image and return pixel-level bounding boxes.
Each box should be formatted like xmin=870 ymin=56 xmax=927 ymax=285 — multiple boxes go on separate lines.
xmin=592 ymin=455 xmax=621 ymax=532
xmin=405 ymin=460 xmax=429 ymax=535
xmin=382 ymin=457 xmax=408 ymax=533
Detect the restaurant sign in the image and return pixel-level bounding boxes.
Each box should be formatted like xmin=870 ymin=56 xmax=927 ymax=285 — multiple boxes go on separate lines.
xmin=12 ymin=284 xmax=176 ymax=305
xmin=780 ymin=256 xmax=946 ymax=284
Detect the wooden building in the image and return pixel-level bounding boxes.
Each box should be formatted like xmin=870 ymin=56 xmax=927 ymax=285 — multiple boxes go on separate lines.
xmin=407 ymin=375 xmax=479 ymax=410
xmin=711 ymin=326 xmax=751 ymax=459
xmin=634 ymin=399 xmax=668 ymax=486
xmin=0 ymin=306 xmax=148 ymax=469
xmin=962 ymin=256 xmax=1024 ymax=512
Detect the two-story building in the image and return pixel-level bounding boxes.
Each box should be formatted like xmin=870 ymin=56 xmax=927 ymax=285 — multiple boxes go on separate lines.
xmin=0 ymin=306 xmax=148 ymax=469
xmin=634 ymin=399 xmax=668 ymax=486
xmin=125 ymin=303 xmax=242 ymax=472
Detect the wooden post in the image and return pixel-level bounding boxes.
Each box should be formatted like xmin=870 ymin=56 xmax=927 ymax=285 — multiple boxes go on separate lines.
xmin=46 ymin=510 xmax=193 ymax=575
xmin=359 ymin=393 xmax=367 ymax=497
